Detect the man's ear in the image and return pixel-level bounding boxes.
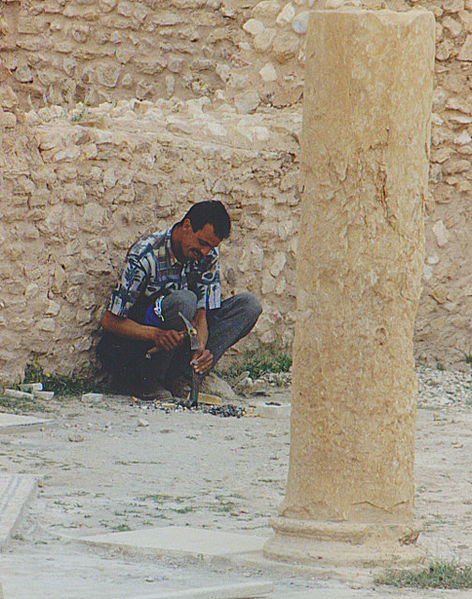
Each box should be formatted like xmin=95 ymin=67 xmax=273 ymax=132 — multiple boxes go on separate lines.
xmin=182 ymin=218 xmax=193 ymax=232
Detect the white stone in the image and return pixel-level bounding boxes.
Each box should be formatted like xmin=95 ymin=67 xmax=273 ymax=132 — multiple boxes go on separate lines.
xmin=432 ymin=220 xmax=450 ymax=247
xmin=458 ymin=34 xmax=472 ymax=60
xmin=206 ymin=122 xmax=227 ymax=137
xmin=427 ymin=255 xmax=440 ymax=265
xmin=243 ymin=18 xmax=265 ymax=36
xmin=19 ymin=383 xmax=43 ymax=392
xmin=276 ymin=2 xmax=295 ymax=25
xmin=80 ymin=526 xmax=268 ymax=558
xmin=0 ymin=413 xmax=50 ymax=431
xmin=252 ymin=0 xmax=281 ymax=18
xmin=454 ymin=131 xmax=472 ymax=145
xmin=259 ymin=62 xmax=277 ymax=81
xmin=270 ymin=252 xmax=287 ymax=277
xmin=234 ymin=91 xmax=260 ymax=114
xmin=0 ymin=474 xmax=37 ymax=550
xmin=34 ymin=391 xmax=55 ymax=401
xmin=82 ymin=393 xmax=104 ymax=403
xmin=423 ymin=265 xmax=433 ymax=281
xmin=132 ymin=582 xmax=273 ymax=599
xmin=137 ymin=418 xmax=149 ymax=427
xmin=4 ymin=389 xmax=33 ymax=400
xmin=292 ymin=10 xmax=310 ymax=34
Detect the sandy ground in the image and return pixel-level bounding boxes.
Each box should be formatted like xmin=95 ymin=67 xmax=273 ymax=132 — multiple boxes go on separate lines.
xmin=2 ymin=381 xmax=472 ymax=598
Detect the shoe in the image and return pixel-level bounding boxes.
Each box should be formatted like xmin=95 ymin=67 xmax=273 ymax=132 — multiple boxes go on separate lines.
xmin=166 ymin=376 xmax=192 ymax=400
xmin=135 ymin=383 xmax=173 ymax=403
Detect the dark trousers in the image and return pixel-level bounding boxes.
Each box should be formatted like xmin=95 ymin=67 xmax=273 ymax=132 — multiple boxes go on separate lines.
xmin=97 ymin=291 xmax=262 ymax=393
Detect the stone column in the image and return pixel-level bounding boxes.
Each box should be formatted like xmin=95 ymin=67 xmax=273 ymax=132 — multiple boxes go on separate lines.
xmin=264 ymin=8 xmax=435 ymax=566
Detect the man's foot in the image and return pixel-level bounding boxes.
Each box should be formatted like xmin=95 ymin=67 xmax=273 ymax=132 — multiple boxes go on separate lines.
xmin=135 ymin=383 xmax=174 ymax=403
xmin=166 ymin=375 xmax=192 ymax=400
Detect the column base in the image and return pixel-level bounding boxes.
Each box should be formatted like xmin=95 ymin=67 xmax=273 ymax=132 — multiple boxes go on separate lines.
xmin=263 ymin=517 xmax=424 ymax=567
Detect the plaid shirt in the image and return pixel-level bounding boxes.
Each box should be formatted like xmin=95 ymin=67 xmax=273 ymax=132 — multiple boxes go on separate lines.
xmin=108 ymin=227 xmax=221 ymax=321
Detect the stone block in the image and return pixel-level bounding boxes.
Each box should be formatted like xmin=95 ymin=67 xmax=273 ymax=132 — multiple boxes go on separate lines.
xmin=3 ymin=389 xmax=33 ymax=400
xmin=80 ymin=526 xmax=268 ymax=560
xmin=0 ymin=474 xmax=37 ymax=550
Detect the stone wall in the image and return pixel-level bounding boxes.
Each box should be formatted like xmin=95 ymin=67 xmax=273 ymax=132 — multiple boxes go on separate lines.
xmin=3 ymin=0 xmax=472 ymax=380
xmin=0 ymin=98 xmax=301 ymax=382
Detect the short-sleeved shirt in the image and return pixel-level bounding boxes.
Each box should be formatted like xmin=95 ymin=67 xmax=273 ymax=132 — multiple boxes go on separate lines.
xmin=107 ymin=227 xmax=221 ymax=323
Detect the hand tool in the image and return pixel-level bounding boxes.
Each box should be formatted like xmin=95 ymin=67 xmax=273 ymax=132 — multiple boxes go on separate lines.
xmin=178 ymin=311 xmax=200 ymax=408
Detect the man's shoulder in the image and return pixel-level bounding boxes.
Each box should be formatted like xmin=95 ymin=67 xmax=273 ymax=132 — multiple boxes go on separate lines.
xmin=128 ymin=229 xmax=169 ymax=260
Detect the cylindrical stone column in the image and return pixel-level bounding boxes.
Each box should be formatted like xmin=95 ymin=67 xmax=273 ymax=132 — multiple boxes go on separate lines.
xmin=264 ymin=8 xmax=435 ymax=566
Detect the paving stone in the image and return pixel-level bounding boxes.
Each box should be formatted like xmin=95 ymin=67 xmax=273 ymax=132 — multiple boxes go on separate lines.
xmin=131 ymin=581 xmax=273 ymax=599
xmin=0 ymin=474 xmax=37 ymax=550
xmin=81 ymin=526 xmax=268 ymax=560
xmin=0 ymin=413 xmax=51 ymax=433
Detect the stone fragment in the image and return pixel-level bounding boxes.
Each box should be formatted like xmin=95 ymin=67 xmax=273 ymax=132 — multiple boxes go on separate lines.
xmin=272 ymin=32 xmax=299 ymax=63
xmin=252 ymin=0 xmax=281 ymax=18
xmin=292 ymin=11 xmax=310 ymax=34
xmin=243 ymin=18 xmax=265 ymax=36
xmin=82 ymin=393 xmax=104 ymax=403
xmin=443 ymin=15 xmax=463 ymax=36
xmin=432 ymin=220 xmax=450 ymax=246
xmin=68 ymin=433 xmax=84 ymax=443
xmin=442 ymin=0 xmax=464 ymax=12
xmin=137 ymin=418 xmax=150 ymax=427
xmin=259 ymin=62 xmax=277 ymax=81
xmin=276 ymin=2 xmax=295 ymax=25
xmin=253 ymin=28 xmax=276 ymax=52
xmin=458 ymin=34 xmax=472 ymax=60
xmin=34 ymin=391 xmax=55 ymax=401
xmin=20 ymin=383 xmax=43 ymax=392
xmin=0 ymin=111 xmax=16 ymax=128
xmin=234 ymin=90 xmax=260 ymax=114
xmin=4 ymin=389 xmax=33 ymax=400
xmin=96 ymin=65 xmax=121 ymax=88
xmin=15 ymin=65 xmax=33 ymax=83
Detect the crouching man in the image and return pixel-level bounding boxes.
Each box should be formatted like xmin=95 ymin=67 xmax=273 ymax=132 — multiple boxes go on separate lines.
xmin=97 ymin=200 xmax=262 ymax=401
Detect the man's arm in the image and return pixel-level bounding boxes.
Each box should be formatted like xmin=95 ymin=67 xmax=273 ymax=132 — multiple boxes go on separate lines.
xmin=101 ymin=310 xmax=184 ymax=352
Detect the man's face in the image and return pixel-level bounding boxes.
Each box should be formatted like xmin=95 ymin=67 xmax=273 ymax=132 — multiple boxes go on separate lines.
xmin=180 ymin=219 xmax=222 ymax=262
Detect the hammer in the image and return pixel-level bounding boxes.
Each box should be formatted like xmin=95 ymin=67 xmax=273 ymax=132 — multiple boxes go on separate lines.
xmin=178 ymin=311 xmax=200 ymax=408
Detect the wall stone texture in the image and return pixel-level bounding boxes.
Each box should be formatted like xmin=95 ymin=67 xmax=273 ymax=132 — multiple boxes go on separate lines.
xmin=2 ymin=0 xmax=472 ymax=381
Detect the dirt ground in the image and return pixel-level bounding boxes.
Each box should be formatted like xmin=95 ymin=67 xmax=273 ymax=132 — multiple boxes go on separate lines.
xmin=2 ymin=379 xmax=472 ymax=598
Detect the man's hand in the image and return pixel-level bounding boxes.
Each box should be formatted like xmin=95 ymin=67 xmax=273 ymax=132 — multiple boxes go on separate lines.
xmin=191 ymin=347 xmax=213 ymax=374
xmin=151 ymin=328 xmax=185 ymax=352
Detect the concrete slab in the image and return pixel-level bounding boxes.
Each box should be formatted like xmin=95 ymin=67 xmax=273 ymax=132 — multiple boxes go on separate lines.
xmin=0 ymin=474 xmax=37 ymax=550
xmin=0 ymin=413 xmax=51 ymax=433
xmin=81 ymin=526 xmax=268 ymax=561
xmin=131 ymin=581 xmax=273 ymax=599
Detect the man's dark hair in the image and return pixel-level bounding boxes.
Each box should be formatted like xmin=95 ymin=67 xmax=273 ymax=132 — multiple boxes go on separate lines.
xmin=180 ymin=200 xmax=231 ymax=240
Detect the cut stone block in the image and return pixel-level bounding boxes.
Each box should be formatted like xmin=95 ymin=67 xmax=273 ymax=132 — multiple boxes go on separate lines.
xmin=3 ymin=389 xmax=33 ymax=400
xmin=19 ymin=383 xmax=43 ymax=392
xmin=81 ymin=526 xmax=268 ymax=561
xmin=248 ymin=401 xmax=291 ymax=418
xmin=130 ymin=581 xmax=273 ymax=599
xmin=81 ymin=392 xmax=104 ymax=403
xmin=33 ymin=391 xmax=55 ymax=401
xmin=0 ymin=413 xmax=51 ymax=433
xmin=0 ymin=474 xmax=37 ymax=550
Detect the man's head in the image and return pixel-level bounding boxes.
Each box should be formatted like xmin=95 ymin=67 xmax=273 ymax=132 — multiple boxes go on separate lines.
xmin=172 ymin=200 xmax=231 ymax=262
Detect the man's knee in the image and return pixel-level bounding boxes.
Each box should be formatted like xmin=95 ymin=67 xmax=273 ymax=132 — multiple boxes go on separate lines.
xmin=161 ymin=290 xmax=197 ymax=323
xmin=235 ymin=292 xmax=262 ymax=326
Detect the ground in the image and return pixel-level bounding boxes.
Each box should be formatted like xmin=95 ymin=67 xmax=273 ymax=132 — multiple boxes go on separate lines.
xmin=2 ymin=367 xmax=472 ymax=598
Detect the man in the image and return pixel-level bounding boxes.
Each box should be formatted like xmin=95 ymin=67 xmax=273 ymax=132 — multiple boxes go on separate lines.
xmin=98 ymin=200 xmax=262 ymax=401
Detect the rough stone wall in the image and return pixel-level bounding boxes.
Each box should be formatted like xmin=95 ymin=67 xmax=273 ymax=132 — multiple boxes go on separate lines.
xmin=3 ymin=0 xmax=472 ymax=380
xmin=0 ymin=99 xmax=300 ymax=382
